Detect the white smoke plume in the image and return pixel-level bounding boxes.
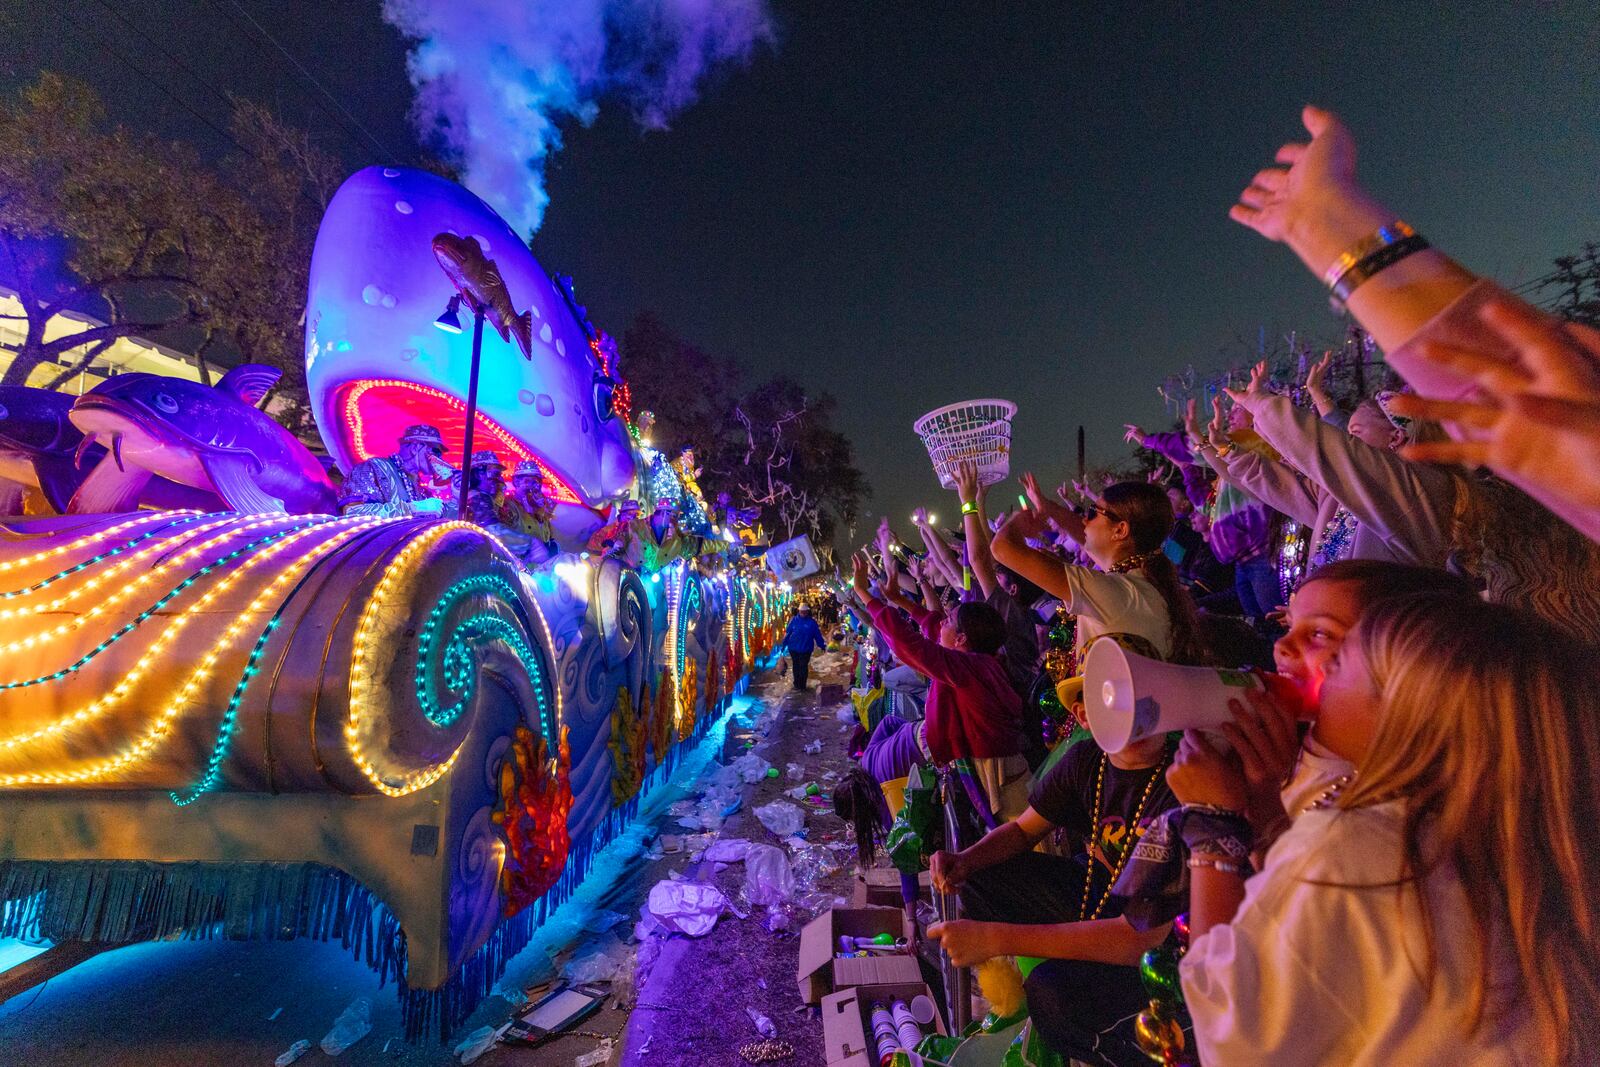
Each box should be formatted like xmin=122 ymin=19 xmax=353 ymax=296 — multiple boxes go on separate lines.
xmin=383 ymin=0 xmax=772 ymax=236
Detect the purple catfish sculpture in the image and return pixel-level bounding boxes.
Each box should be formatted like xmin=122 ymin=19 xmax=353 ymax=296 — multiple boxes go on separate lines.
xmin=0 ymin=386 xmax=105 ymax=513
xmin=68 ymin=365 xmax=337 ymax=515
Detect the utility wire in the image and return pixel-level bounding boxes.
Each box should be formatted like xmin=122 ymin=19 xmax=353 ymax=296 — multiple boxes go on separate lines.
xmin=202 ymin=0 xmax=400 ymax=164
xmin=91 ymin=0 xmax=236 ymax=114
xmin=59 ymin=7 xmax=248 ymax=155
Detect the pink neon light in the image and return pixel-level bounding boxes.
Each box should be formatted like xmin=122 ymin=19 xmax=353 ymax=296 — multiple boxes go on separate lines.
xmin=336 ymin=378 xmax=584 ymax=505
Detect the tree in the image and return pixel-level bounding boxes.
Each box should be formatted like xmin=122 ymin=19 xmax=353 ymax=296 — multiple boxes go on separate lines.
xmin=620 ymin=312 xmax=866 ymax=549
xmin=1536 ymin=242 xmax=1600 ymax=329
xmin=0 ymin=74 xmax=340 ymax=430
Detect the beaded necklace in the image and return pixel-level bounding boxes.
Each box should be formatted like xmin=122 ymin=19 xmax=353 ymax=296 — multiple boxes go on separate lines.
xmin=1110 ymin=549 xmax=1161 ymax=575
xmin=1310 ymin=508 xmax=1358 ymax=570
xmin=1080 ymin=741 xmax=1172 ymax=921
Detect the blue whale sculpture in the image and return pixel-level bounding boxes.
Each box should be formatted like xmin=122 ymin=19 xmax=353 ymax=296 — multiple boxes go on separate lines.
xmin=305 ymin=168 xmax=638 ymax=537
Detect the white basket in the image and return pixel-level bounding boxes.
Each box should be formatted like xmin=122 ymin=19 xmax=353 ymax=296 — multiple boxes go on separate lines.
xmin=913 ymin=399 xmax=1016 ymax=490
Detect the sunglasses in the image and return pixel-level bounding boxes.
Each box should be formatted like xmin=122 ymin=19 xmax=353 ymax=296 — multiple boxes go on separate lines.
xmin=1084 ymin=503 xmax=1124 ymax=525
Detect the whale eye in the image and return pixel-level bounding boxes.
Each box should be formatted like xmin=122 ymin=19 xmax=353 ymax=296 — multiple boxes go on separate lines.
xmin=152 ymin=392 xmax=179 ymax=414
xmin=591 ymin=373 xmax=617 ymax=425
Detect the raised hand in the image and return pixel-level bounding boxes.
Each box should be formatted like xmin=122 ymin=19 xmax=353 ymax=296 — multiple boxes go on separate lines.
xmin=1224 ymin=360 xmax=1271 ymax=413
xmin=1123 ymin=423 xmax=1146 ymax=445
xmin=1019 ymin=470 xmax=1047 ymax=515
xmin=1306 ymin=350 xmax=1334 ymax=394
xmin=952 ymin=459 xmax=983 ymax=505
xmin=1208 ymin=396 xmax=1228 ymax=446
xmin=911 ymin=506 xmax=931 ymax=527
xmin=1227 ymin=106 xmax=1390 ymax=279
xmin=1183 ymin=398 xmax=1204 ymax=445
xmin=1166 ymin=729 xmax=1249 ymax=813
xmin=851 ymin=550 xmax=873 ymax=599
xmin=1392 ymin=298 xmax=1600 ymax=519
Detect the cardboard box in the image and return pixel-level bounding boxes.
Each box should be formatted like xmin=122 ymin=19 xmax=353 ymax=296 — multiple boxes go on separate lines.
xmin=797 ymin=906 xmax=921 ymax=1004
xmin=852 ymin=867 xmax=931 ymax=908
xmin=821 ymin=982 xmax=949 ymax=1067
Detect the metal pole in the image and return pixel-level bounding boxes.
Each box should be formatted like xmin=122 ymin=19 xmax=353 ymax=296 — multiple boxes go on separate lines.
xmin=457 ymin=306 xmax=486 ymax=519
xmin=937 ymin=766 xmax=972 ymax=1031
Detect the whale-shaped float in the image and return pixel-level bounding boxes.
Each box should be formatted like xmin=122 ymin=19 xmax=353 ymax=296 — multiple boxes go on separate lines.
xmin=305 ymin=167 xmax=639 ymax=540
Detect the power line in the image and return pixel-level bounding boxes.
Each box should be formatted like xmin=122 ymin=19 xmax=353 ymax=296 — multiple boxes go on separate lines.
xmin=90 ymin=0 xmax=235 ymax=114
xmin=201 ymin=0 xmax=400 ymax=164
xmin=59 ymin=7 xmax=248 ymax=155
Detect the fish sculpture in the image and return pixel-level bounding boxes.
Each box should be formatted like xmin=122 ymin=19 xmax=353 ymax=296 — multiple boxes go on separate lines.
xmin=304 ymin=167 xmax=638 ymax=543
xmin=67 ymin=365 xmax=337 ymax=515
xmin=431 ymin=233 xmax=535 ymax=361
xmin=0 ymin=386 xmax=103 ymax=513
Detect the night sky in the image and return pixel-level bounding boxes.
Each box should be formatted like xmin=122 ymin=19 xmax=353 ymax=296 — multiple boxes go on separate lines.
xmin=8 ymin=1 xmax=1600 ymax=542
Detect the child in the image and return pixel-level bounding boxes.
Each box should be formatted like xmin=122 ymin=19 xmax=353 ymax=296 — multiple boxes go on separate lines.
xmin=852 ymin=550 xmax=1025 ymax=814
xmin=1171 ymin=592 xmax=1600 ymax=1063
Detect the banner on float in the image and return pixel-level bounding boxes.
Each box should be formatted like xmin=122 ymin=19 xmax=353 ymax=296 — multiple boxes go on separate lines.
xmin=766 ymin=534 xmax=820 ymax=582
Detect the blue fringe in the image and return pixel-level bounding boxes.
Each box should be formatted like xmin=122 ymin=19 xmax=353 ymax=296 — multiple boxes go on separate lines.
xmin=0 ymin=671 xmax=769 ymax=1043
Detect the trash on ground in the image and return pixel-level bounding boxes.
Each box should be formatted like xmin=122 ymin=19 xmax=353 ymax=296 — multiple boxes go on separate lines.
xmin=805 ymin=739 xmax=824 ymax=754
xmin=562 ymin=932 xmax=632 ymax=983
xmin=785 ymin=762 xmax=805 ymax=780
xmin=705 ymin=837 xmax=754 ymax=863
xmin=454 ymin=1023 xmax=499 ymax=1064
xmin=574 ymin=1039 xmax=615 ymax=1067
xmin=754 ymin=799 xmax=805 ymax=838
xmin=746 ymin=1005 xmax=779 ymax=1039
xmin=319 ymin=997 xmax=372 ymax=1056
xmin=645 ymin=879 xmax=729 ymax=937
xmin=274 ymin=1039 xmax=312 ymax=1066
xmin=742 ymin=843 xmax=797 ymax=906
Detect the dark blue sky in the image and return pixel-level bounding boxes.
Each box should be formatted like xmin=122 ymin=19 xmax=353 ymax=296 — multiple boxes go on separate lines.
xmin=9 ymin=1 xmax=1600 ymax=538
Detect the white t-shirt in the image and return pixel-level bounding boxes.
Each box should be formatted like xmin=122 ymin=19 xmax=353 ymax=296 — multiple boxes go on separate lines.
xmin=1181 ymin=802 xmax=1540 ymax=1066
xmin=1058 ymin=565 xmax=1173 ymax=660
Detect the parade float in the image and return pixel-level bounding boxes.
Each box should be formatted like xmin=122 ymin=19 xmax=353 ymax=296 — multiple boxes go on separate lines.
xmin=0 ymin=167 xmax=790 ymax=1038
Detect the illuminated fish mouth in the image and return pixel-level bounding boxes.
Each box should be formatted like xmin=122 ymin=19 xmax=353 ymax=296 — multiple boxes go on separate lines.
xmin=335 ymin=378 xmax=585 ymax=505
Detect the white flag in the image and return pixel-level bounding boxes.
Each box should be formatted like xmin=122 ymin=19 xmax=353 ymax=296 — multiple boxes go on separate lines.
xmin=766 ymin=535 xmax=820 ymax=581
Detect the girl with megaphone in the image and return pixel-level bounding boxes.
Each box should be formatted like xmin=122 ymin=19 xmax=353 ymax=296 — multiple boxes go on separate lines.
xmin=1168 ymin=586 xmax=1600 ymax=1064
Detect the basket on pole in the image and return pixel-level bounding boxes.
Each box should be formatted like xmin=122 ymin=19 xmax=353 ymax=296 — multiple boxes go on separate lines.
xmin=912 ymin=399 xmax=1017 ymax=490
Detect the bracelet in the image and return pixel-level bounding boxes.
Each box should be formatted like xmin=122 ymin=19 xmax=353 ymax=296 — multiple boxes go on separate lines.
xmin=1329 ymin=233 xmax=1431 ymax=303
xmin=1321 ymin=220 xmax=1417 ymax=289
xmin=1187 ymin=855 xmax=1251 ymax=877
xmin=960 ymin=501 xmax=979 ymax=516
xmin=1210 ymin=441 xmax=1232 ymax=458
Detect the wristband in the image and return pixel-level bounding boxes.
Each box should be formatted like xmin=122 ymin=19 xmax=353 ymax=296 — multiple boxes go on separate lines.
xmin=1322 ymin=220 xmax=1418 ymax=289
xmin=960 ymin=501 xmax=979 ymax=516
xmin=1187 ymin=855 xmax=1251 ymax=877
xmin=1330 ymin=233 xmax=1431 ymax=303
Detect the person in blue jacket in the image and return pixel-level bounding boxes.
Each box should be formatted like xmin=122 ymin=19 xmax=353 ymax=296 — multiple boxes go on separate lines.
xmin=782 ymin=603 xmax=827 ymax=690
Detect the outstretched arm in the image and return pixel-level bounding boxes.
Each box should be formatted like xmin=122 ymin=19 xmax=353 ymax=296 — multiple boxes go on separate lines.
xmin=953 ymin=461 xmax=998 ymax=598
xmin=913 ymin=509 xmax=964 ymax=588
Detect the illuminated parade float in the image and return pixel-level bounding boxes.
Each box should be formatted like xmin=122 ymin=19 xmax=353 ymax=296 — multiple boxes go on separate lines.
xmin=0 ymin=169 xmax=789 ymax=1038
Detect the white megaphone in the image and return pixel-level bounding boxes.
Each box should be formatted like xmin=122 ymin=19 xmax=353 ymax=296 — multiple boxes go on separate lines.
xmin=1083 ymin=640 xmax=1310 ymax=752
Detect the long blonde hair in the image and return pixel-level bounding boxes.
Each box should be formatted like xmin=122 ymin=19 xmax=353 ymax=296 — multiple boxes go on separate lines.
xmin=1340 ymin=593 xmax=1600 ymax=1062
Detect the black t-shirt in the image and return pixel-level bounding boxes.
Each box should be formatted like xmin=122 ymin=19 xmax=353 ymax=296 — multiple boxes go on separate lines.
xmin=1027 ymin=737 xmax=1177 ymax=910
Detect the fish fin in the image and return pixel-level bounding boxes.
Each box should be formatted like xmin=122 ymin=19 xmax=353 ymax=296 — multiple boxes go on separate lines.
xmin=200 ymin=452 xmax=286 ymax=514
xmin=0 ymin=477 xmax=25 ymax=517
xmin=513 ymin=309 xmax=534 ymax=361
xmin=217 ymin=364 xmax=282 ymax=406
xmin=31 ymin=454 xmax=86 ymax=514
xmin=68 ymin=456 xmax=151 ymax=515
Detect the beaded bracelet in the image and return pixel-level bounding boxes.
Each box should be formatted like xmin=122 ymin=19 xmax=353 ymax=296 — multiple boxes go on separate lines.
xmin=1187 ymin=855 xmax=1251 ymax=877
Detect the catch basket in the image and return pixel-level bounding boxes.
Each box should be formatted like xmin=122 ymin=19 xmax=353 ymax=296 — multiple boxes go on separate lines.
xmin=912 ymin=399 xmax=1017 ymax=490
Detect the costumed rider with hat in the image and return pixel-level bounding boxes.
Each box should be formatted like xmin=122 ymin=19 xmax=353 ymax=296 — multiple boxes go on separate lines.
xmin=338 ymin=423 xmax=456 ymax=518
xmin=505 ymin=459 xmax=560 ymax=565
xmin=461 ymin=450 xmax=535 ymax=559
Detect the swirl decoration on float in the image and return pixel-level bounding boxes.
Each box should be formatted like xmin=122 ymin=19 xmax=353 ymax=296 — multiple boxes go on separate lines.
xmin=347 ymin=522 xmax=561 ymax=798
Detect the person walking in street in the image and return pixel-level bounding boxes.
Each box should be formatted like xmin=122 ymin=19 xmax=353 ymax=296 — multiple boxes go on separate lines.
xmin=782 ymin=603 xmax=827 ymax=690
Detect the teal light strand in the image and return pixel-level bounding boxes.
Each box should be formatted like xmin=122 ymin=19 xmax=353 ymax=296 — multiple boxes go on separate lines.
xmin=0 ymin=518 xmax=325 ymax=691
xmin=0 ymin=513 xmax=213 ymax=599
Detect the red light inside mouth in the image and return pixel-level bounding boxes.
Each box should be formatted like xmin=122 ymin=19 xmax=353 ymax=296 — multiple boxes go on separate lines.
xmin=336 ymin=378 xmax=583 ymax=505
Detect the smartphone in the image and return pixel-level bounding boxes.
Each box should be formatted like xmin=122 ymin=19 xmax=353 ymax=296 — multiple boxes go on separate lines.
xmin=502 ymin=986 xmax=606 ymax=1047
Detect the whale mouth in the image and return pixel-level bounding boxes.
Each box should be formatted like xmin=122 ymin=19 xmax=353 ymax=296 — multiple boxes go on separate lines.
xmin=334 ymin=378 xmax=585 ymax=506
